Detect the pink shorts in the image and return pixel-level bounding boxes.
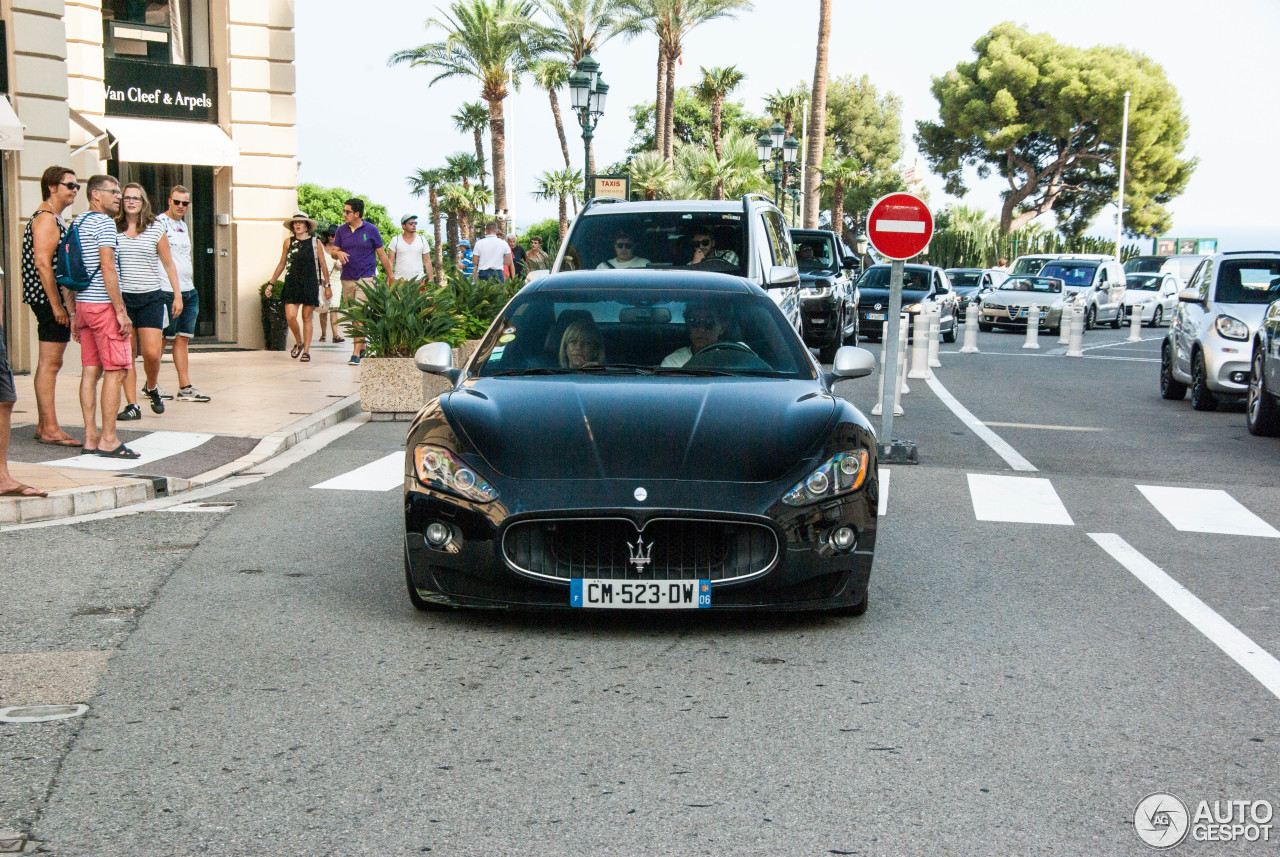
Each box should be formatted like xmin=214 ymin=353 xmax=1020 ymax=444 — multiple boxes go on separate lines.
xmin=77 ymin=302 xmax=132 ymax=371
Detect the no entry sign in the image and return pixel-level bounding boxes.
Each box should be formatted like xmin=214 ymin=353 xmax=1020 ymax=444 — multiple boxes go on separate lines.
xmin=867 ymin=193 xmax=933 ymax=260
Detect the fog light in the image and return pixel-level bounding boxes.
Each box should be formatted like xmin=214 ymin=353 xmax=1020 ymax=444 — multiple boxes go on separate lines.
xmin=830 ymin=526 xmax=856 ymax=551
xmin=1230 ymin=371 xmax=1249 ymax=384
xmin=425 ymin=522 xmax=451 ymax=547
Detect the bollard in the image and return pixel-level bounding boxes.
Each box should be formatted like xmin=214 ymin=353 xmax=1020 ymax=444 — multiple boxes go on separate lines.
xmin=1128 ymin=304 xmax=1143 ymax=342
xmin=959 ymin=308 xmax=980 ymax=353
xmin=898 ymin=313 xmax=910 ymax=395
xmin=1058 ymin=304 xmax=1071 ymax=345
xmin=927 ymin=304 xmax=942 ymax=368
xmin=873 ymin=314 xmax=909 ymax=414
xmin=908 ymin=310 xmax=931 ymax=379
xmin=1066 ymin=304 xmax=1085 ymax=357
xmin=1022 ymin=304 xmax=1041 ymax=349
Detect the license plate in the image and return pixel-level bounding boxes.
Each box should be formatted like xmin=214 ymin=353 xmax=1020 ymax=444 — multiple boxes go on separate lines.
xmin=570 ymin=579 xmax=710 ymax=609
xmin=1016 ymin=308 xmax=1028 ymax=318
xmin=867 ymin=313 xmax=886 ymax=321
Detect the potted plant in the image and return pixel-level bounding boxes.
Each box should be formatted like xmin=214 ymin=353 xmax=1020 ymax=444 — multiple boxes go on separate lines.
xmin=440 ymin=268 xmax=523 ymax=367
xmin=259 ymin=281 xmax=287 ymax=351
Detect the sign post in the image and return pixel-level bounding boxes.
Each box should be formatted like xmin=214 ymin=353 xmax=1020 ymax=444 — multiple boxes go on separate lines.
xmin=866 ymin=192 xmax=933 ymax=462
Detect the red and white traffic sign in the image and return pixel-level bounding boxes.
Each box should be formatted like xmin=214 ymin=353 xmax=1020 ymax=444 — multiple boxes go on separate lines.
xmin=866 ymin=192 xmax=933 ymax=260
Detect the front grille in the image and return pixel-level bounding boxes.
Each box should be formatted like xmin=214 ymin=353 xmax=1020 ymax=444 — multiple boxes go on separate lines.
xmin=984 ymin=302 xmax=1006 ymax=312
xmin=502 ymin=517 xmax=779 ymax=583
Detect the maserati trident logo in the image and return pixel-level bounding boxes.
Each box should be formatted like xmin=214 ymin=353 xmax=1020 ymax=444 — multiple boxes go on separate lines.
xmin=628 ymin=535 xmax=653 ymax=572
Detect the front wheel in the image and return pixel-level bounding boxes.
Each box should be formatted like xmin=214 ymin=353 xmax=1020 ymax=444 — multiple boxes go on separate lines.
xmin=1160 ymin=342 xmax=1187 ymax=400
xmin=1110 ymin=307 xmax=1123 ymax=329
xmin=1149 ymin=306 xmax=1163 ymax=328
xmin=1247 ymin=346 xmax=1280 ymax=436
xmin=978 ymin=321 xmax=993 ymax=333
xmin=942 ymin=315 xmax=957 ymax=343
xmin=1084 ymin=305 xmax=1096 ymax=331
xmin=1190 ymin=350 xmax=1218 ymax=411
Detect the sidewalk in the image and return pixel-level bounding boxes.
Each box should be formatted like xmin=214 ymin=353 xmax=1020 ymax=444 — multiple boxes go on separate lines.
xmin=3 ymin=340 xmax=363 ymax=524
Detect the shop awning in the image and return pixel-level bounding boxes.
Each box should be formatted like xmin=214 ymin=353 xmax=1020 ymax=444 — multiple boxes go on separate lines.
xmin=0 ymin=97 xmax=26 ymax=151
xmin=105 ymin=117 xmax=239 ymax=167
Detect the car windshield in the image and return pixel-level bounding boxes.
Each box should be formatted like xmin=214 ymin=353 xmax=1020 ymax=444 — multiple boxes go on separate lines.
xmin=1172 ymin=255 xmax=1206 ymax=282
xmin=855 ymin=266 xmax=932 ymax=291
xmin=562 ymin=211 xmax=747 ymax=275
xmin=471 ymin=286 xmax=815 ymax=379
xmin=1123 ymin=257 xmax=1165 ymax=274
xmin=1214 ymin=259 xmax=1280 ymax=304
xmin=1009 ymin=257 xmax=1054 ymax=276
xmin=794 ymin=236 xmax=838 ymax=273
xmin=1038 ymin=263 xmax=1098 ymax=288
xmin=947 ymin=270 xmax=981 ymax=287
xmin=1126 ymin=274 xmax=1163 ymax=291
xmin=999 ymin=276 xmax=1061 ymax=293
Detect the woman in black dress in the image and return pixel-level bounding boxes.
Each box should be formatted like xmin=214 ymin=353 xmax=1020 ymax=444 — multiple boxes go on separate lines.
xmin=267 ymin=212 xmax=330 ymax=361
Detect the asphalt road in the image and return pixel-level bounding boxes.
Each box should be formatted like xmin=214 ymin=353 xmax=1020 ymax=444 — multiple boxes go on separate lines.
xmin=3 ymin=324 xmax=1278 ymax=856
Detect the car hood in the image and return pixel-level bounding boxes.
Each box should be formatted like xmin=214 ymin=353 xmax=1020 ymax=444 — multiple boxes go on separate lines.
xmin=858 ymin=287 xmax=930 ymax=305
xmin=444 ymin=377 xmax=836 ymax=482
xmin=989 ymin=290 xmax=1065 ymax=306
xmin=953 ymin=286 xmax=983 ymax=297
xmin=799 ymin=270 xmax=841 ymax=284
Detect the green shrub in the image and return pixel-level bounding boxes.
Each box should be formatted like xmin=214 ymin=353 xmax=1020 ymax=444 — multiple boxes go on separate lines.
xmin=334 ymin=276 xmax=461 ymax=357
xmin=259 ymin=280 xmax=284 ymax=300
xmin=441 ymin=269 xmax=523 ymax=341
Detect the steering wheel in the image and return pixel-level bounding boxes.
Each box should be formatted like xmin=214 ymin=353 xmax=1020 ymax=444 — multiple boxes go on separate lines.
xmin=694 ymin=341 xmax=754 ymax=357
xmin=691 ymin=257 xmax=737 ymax=273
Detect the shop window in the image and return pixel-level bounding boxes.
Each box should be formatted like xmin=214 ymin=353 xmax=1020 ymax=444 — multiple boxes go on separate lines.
xmin=104 ymin=0 xmax=209 ymax=66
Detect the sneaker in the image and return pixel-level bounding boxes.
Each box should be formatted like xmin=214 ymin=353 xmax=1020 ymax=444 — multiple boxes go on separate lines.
xmin=175 ymin=386 xmax=211 ymax=403
xmin=142 ymin=385 xmax=165 ymax=414
xmin=348 ymin=353 xmax=362 ymax=366
xmin=118 ymin=403 xmax=142 ymax=421
xmin=157 ymin=386 xmax=173 ymax=400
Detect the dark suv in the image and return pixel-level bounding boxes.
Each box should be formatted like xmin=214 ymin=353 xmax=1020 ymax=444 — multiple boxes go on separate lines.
xmin=792 ymin=228 xmax=859 ymax=361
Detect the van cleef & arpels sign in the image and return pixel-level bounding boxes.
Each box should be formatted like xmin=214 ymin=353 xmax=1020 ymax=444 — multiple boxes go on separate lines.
xmin=104 ymin=59 xmax=218 ymax=123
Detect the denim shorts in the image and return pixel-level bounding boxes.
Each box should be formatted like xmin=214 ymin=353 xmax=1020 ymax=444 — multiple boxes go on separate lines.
xmin=164 ymin=289 xmax=199 ymax=338
xmin=123 ymin=290 xmax=168 ymax=330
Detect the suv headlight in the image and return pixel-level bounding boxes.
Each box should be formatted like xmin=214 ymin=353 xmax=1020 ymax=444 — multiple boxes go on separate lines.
xmin=783 ymin=450 xmax=869 ymax=506
xmin=904 ymin=303 xmax=923 ymax=313
xmin=1214 ymin=314 xmax=1249 ymax=341
xmin=413 ymin=444 xmax=499 ymax=503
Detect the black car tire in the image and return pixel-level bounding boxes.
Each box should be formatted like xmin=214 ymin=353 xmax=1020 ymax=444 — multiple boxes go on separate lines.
xmin=1190 ymin=350 xmax=1218 ymax=411
xmin=406 ymin=553 xmax=450 ymax=612
xmin=942 ymin=315 xmax=957 ymax=343
xmin=1085 ymin=305 xmax=1096 ymax=331
xmin=1110 ymin=307 xmax=1123 ymax=329
xmin=1247 ymin=346 xmax=1280 ymax=436
xmin=1160 ymin=341 xmax=1187 ymax=400
xmin=1150 ymin=306 xmax=1163 ymax=328
xmin=978 ymin=321 xmax=993 ymax=332
xmin=819 ymin=309 xmax=842 ymax=363
xmin=843 ymin=306 xmax=859 ymax=346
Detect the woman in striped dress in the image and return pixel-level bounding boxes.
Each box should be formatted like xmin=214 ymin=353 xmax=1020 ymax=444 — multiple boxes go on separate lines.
xmin=115 ymin=183 xmax=181 ymax=419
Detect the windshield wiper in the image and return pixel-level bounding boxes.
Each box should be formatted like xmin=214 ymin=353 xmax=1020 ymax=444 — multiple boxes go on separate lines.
xmin=489 ymin=367 xmax=578 ymax=376
xmin=572 ymin=364 xmax=655 ymax=375
xmin=652 ymin=366 xmax=738 ymax=377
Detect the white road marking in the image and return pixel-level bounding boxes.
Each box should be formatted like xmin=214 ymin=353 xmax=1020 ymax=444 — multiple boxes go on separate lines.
xmin=878 ymin=468 xmax=890 ymax=517
xmin=312 ymin=452 xmax=404 ymax=492
xmin=967 ymin=474 xmax=1074 ymax=525
xmin=873 ymin=219 xmax=926 ymax=234
xmin=926 ymin=376 xmax=1037 ymax=471
xmin=1137 ymin=485 xmax=1280 ymax=538
xmin=48 ymin=431 xmax=214 ymax=470
xmin=1089 ymin=533 xmax=1280 ymax=701
xmin=985 ymin=422 xmax=1108 ymax=432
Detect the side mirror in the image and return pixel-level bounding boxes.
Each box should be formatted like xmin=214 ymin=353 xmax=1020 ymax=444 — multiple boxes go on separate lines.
xmin=1178 ymin=287 xmax=1202 ymax=303
xmin=415 ymin=342 xmax=461 ymax=384
xmin=830 ymin=345 xmax=875 ymax=380
xmin=765 ymin=265 xmax=800 ymax=288
xmin=842 ymin=255 xmax=857 ymax=270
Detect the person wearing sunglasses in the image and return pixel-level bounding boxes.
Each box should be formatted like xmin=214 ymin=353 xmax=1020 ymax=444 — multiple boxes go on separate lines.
xmin=687 ymin=229 xmax=739 ymax=269
xmin=662 ymin=299 xmax=738 ymax=368
xmin=596 ymin=231 xmax=650 ymax=269
xmin=157 ymin=186 xmax=211 ymax=402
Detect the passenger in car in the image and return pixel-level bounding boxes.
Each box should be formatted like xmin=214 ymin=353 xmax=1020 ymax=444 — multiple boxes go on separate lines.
xmin=559 ymin=319 xmax=605 ymax=368
xmin=688 ymin=230 xmax=739 ymax=268
xmin=662 ymin=300 xmax=731 ymax=367
xmin=597 ymin=231 xmax=650 ymax=269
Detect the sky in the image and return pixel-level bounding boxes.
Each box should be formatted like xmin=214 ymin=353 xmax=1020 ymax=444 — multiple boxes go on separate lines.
xmin=295 ymin=0 xmax=1280 ymax=252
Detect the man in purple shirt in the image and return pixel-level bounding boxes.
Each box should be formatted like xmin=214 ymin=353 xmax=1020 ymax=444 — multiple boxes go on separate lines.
xmin=329 ymin=197 xmax=391 ymax=364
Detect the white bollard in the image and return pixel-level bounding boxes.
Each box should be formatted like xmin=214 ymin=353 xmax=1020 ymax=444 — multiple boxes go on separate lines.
xmin=959 ymin=308 xmax=980 ymax=353
xmin=873 ymin=314 xmax=909 ymax=415
xmin=908 ymin=311 xmax=931 ymax=379
xmin=927 ymin=304 xmax=942 ymax=368
xmin=898 ymin=313 xmax=910 ymax=395
xmin=1022 ymin=305 xmax=1041 ymax=349
xmin=1066 ymin=304 xmax=1085 ymax=358
xmin=1128 ymin=304 xmax=1143 ymax=342
xmin=1058 ymin=305 xmax=1071 ymax=345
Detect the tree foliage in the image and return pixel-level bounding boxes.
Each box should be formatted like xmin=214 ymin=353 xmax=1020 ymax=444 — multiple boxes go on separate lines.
xmin=819 ymin=74 xmax=905 ymax=236
xmin=914 ymin=22 xmax=1195 ymax=237
xmin=297 ymin=183 xmax=398 ymax=244
xmin=628 ymin=86 xmax=765 ymax=155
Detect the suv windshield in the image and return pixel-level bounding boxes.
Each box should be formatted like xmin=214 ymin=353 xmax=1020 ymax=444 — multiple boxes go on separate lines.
xmin=471 ymin=286 xmax=813 ymax=378
xmin=794 ymin=236 xmax=838 ymax=274
xmin=947 ymin=270 xmax=981 ymax=288
xmin=1038 ymin=262 xmax=1098 ymax=288
xmin=1009 ymin=256 xmax=1055 ymax=276
xmin=563 ymin=211 xmax=747 ymax=275
xmin=1215 ymin=259 xmax=1280 ymax=304
xmin=1126 ymin=274 xmax=1162 ymax=291
xmin=1124 ymin=257 xmax=1165 ymax=274
xmin=856 ymin=266 xmax=932 ymax=291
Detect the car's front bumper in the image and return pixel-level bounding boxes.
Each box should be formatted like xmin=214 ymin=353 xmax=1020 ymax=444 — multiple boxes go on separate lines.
xmin=801 ymin=295 xmax=841 ymax=346
xmin=1202 ymin=335 xmax=1254 ymax=394
xmin=979 ymin=304 xmax=1063 ymax=327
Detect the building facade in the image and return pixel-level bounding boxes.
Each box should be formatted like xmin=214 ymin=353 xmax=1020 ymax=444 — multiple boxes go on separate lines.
xmin=1 ymin=0 xmax=297 ymax=372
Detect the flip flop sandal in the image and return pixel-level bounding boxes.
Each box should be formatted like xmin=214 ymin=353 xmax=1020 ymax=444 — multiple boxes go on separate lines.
xmin=333 ymin=336 xmax=345 ymax=343
xmin=1 ymin=484 xmax=48 ymax=498
xmin=290 ymin=344 xmax=303 ymax=359
xmin=96 ymin=445 xmax=141 ymax=460
xmin=300 ymin=352 xmax=311 ymax=362
xmin=34 ymin=435 xmax=82 ymax=447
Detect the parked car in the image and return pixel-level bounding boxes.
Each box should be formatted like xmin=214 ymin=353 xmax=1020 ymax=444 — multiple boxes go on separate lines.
xmin=1007 ymin=254 xmax=1062 ymax=276
xmin=1161 ymin=252 xmax=1280 ymax=411
xmin=1248 ymin=293 xmax=1280 ymax=436
xmin=977 ymin=275 xmax=1068 ymax=335
xmin=1037 ymin=256 xmax=1127 ymax=329
xmin=1123 ymin=272 xmax=1180 ymax=327
xmin=1126 ymin=254 xmax=1210 ymax=287
xmin=535 ymin=196 xmax=802 ymax=334
xmin=945 ymin=267 xmax=1008 ymax=319
xmin=855 ymin=264 xmax=959 ymax=342
xmin=792 ymin=228 xmax=860 ymax=361
xmin=405 ymin=270 xmax=880 ymax=615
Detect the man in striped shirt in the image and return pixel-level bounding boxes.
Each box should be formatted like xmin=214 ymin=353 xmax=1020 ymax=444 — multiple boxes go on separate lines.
xmin=74 ymin=175 xmax=138 ymax=459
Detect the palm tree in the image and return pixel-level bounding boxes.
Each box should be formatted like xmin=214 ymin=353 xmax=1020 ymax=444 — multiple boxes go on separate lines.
xmin=675 ymin=133 xmax=766 ymax=200
xmin=763 ymin=84 xmax=807 ymax=139
xmin=819 ymin=155 xmax=860 ymax=241
xmin=626 ymin=150 xmax=676 ymax=200
xmin=802 ymin=0 xmax=831 ymax=227
xmin=445 ymin=151 xmax=485 ymax=239
xmin=437 ymin=182 xmax=468 ymax=251
xmin=390 ymin=0 xmax=551 ymax=215
xmin=408 ymin=167 xmax=450 ymax=275
xmin=532 ymin=167 xmax=584 ymax=239
xmin=531 ymin=59 xmax=573 ymax=169
xmin=452 ymin=101 xmax=490 ymax=190
xmin=536 ymin=0 xmax=636 ymax=61
xmin=695 ymin=65 xmax=744 ymax=160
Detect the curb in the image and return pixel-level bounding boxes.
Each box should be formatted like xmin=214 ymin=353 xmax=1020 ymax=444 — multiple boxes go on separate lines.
xmin=2 ymin=394 xmax=364 ymax=526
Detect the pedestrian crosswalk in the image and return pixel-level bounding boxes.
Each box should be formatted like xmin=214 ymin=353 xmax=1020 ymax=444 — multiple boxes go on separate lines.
xmin=311 ymin=452 xmax=403 ymax=491
xmin=967 ymin=473 xmax=1074 ymax=525
xmin=1136 ymin=485 xmax=1280 ymax=538
xmin=46 ymin=431 xmax=214 ymax=470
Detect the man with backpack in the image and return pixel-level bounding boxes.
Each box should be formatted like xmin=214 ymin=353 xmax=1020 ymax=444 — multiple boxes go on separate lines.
xmin=70 ymin=175 xmax=138 ymax=459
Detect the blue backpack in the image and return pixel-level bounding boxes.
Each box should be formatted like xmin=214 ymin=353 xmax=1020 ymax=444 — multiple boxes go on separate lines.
xmin=54 ymin=215 xmax=100 ymax=292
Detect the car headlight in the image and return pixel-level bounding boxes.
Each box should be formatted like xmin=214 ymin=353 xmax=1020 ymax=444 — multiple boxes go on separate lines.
xmin=782 ymin=450 xmax=869 ymax=506
xmin=413 ymin=444 xmax=499 ymax=503
xmin=904 ymin=303 xmax=922 ymax=313
xmin=1214 ymin=314 xmax=1249 ymax=341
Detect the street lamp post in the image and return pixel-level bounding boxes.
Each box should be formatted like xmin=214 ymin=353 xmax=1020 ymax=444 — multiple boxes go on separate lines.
xmin=569 ymin=53 xmax=608 ymax=204
xmin=756 ymin=119 xmax=799 ymax=209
